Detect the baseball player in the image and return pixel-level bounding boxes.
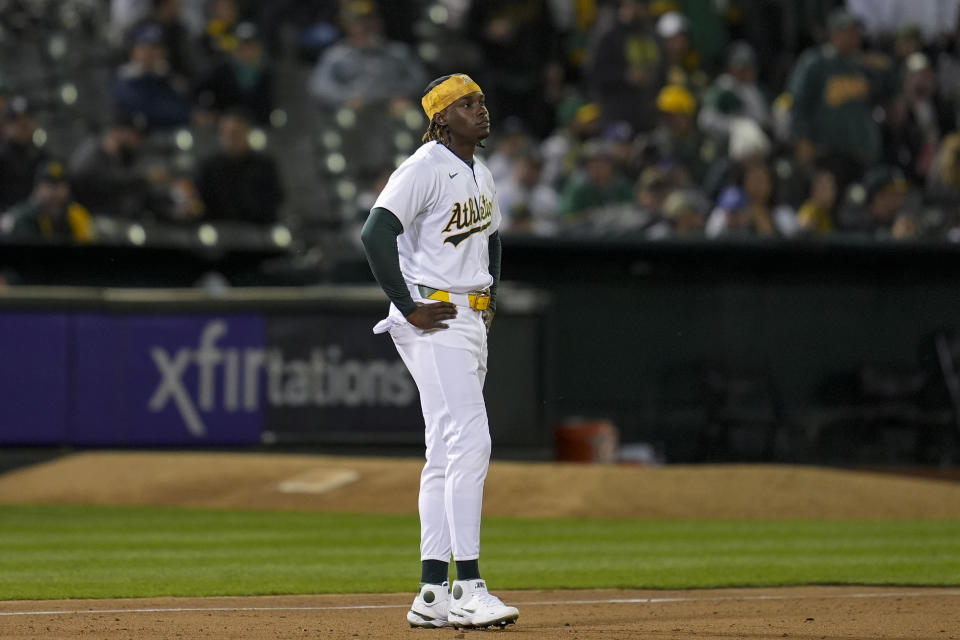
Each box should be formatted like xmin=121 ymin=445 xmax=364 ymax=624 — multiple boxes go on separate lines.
xmin=360 ymin=73 xmax=518 ymax=630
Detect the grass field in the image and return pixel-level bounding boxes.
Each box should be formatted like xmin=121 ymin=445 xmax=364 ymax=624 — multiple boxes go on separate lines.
xmin=2 ymin=503 xmax=959 ymax=601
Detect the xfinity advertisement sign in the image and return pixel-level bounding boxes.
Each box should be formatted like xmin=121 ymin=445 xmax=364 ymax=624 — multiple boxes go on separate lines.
xmin=0 ymin=313 xmax=70 ymax=444
xmin=61 ymin=313 xmax=422 ymax=446
xmin=71 ymin=314 xmax=265 ymax=445
xmin=147 ymin=319 xmax=269 ymax=437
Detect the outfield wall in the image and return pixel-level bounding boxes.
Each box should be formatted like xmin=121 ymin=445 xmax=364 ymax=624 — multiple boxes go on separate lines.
xmin=5 ymin=237 xmax=960 ymax=464
xmin=0 ymin=286 xmax=553 ymax=449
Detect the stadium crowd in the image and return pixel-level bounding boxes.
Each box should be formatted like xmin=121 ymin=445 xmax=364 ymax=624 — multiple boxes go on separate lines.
xmin=1 ymin=0 xmax=960 ymax=252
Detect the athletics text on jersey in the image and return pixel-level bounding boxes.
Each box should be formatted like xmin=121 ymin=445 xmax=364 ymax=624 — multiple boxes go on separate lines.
xmin=442 ymin=194 xmax=494 ymax=247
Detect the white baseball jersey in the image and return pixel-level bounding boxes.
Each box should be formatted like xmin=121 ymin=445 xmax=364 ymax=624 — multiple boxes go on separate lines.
xmin=373 ymin=140 xmax=501 ymax=293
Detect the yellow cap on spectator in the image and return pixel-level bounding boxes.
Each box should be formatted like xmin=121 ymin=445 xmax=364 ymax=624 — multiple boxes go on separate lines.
xmin=573 ymin=103 xmax=601 ymax=124
xmin=656 ymin=85 xmax=696 ymax=115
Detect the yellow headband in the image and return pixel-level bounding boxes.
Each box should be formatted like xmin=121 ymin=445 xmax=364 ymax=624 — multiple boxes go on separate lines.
xmin=421 ymin=74 xmax=483 ymax=122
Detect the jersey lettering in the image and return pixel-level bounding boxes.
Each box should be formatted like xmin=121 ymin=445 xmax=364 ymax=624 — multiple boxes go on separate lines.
xmin=441 ymin=194 xmax=494 ymax=246
xmin=824 ymin=74 xmax=869 ymax=106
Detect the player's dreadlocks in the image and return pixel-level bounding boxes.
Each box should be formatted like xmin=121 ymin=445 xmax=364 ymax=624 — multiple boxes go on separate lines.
xmin=422 ymin=118 xmax=450 ymax=145
xmin=421 ymin=75 xmax=484 ymax=148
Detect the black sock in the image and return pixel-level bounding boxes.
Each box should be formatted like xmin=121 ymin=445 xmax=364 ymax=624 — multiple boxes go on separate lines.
xmin=420 ymin=559 xmax=448 ymax=585
xmin=455 ymin=559 xmax=480 ymax=581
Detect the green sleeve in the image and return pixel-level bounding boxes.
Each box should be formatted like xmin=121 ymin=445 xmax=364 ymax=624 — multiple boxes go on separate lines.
xmin=488 ymin=231 xmax=501 ymax=312
xmin=360 ymin=207 xmax=417 ymax=316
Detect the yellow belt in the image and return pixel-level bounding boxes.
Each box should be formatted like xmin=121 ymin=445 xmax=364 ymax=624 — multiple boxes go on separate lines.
xmin=418 ymin=285 xmax=491 ymax=311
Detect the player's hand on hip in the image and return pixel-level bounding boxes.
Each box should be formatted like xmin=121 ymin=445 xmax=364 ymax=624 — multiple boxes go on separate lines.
xmin=482 ymin=309 xmax=494 ymax=334
xmin=406 ymin=301 xmax=457 ymax=330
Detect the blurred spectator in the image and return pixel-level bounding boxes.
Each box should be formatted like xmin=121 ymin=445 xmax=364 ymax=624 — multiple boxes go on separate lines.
xmin=702 ymin=116 xmax=772 ymax=201
xmin=68 ymin=114 xmax=160 ymax=220
xmin=497 ymin=149 xmax=560 ymax=236
xmin=282 ymin=2 xmax=344 ymax=63
xmin=837 ymin=164 xmax=911 ymax=236
xmin=465 ymin=0 xmax=562 ymax=138
xmin=728 ymin=117 xmax=773 ymax=164
xmin=706 ymin=162 xmax=796 ymax=238
xmin=657 ymin=157 xmax=696 ymax=193
xmin=0 ymin=96 xmax=47 ymax=210
xmin=586 ymin=0 xmax=663 ymax=134
xmin=744 ymin=161 xmax=797 ymax=235
xmin=884 ymin=52 xmax=955 ymax=183
xmin=633 ymin=165 xmax=672 ymax=222
xmin=656 ymin=11 xmax=708 ymax=93
xmin=786 ymin=8 xmax=892 ymax=188
xmin=649 ymin=84 xmax=713 ymax=184
xmin=195 ymin=22 xmax=274 ymax=124
xmin=671 ymin=0 xmax=732 ymax=66
xmin=485 ymin=117 xmax=534 ymax=186
xmin=308 ymin=0 xmax=427 ymax=111
xmin=927 ymin=132 xmax=960 ymax=208
xmin=559 ymin=141 xmax=634 ymax=221
xmin=127 ymin=0 xmax=195 ymax=81
xmin=166 ymin=173 xmax=205 ymax=222
xmin=705 ymin=186 xmax=750 ymax=237
xmin=698 ymin=41 xmax=772 ymax=142
xmin=199 ymin=0 xmax=243 ymax=59
xmin=1 ymin=160 xmax=94 ymax=244
xmin=112 ymin=23 xmax=192 ymax=130
xmin=540 ymin=99 xmax=603 ymax=189
xmin=603 ymin=121 xmax=644 ymax=182
xmin=890 ymin=210 xmax=921 ymax=239
xmin=846 ymin=0 xmax=960 ymax=44
xmin=936 ymin=23 xmax=960 ymax=110
xmin=559 ymin=0 xmax=602 ymax=77
xmin=738 ymin=0 xmax=830 ymax=92
xmin=110 ymin=0 xmax=152 ymax=44
xmin=178 ymin=0 xmax=207 ymax=38
xmin=645 ymin=188 xmax=708 ymax=239
xmin=892 ymin=24 xmax=923 ymax=70
xmin=796 ymin=166 xmax=839 ymax=235
xmin=195 ymin=109 xmax=284 ymax=224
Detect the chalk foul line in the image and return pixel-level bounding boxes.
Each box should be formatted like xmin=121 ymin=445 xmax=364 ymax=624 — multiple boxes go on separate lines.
xmin=2 ymin=590 xmax=960 ymax=618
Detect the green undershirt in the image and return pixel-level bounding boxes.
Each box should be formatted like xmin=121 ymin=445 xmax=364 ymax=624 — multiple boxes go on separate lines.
xmin=360 ymin=207 xmax=501 ymax=317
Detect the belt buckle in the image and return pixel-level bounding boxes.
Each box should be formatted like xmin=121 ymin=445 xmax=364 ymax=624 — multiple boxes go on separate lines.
xmin=470 ymin=290 xmax=491 ymax=311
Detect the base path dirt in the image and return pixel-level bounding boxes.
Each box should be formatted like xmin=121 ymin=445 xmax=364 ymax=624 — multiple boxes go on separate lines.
xmin=1 ymin=586 xmax=959 ymax=640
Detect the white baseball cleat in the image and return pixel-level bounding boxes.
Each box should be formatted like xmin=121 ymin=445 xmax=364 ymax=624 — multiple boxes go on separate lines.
xmin=407 ymin=581 xmax=450 ymax=628
xmin=448 ymin=579 xmax=519 ymax=629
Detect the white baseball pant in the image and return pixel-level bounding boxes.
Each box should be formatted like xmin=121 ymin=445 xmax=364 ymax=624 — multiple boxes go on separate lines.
xmin=375 ymin=295 xmax=490 ymax=561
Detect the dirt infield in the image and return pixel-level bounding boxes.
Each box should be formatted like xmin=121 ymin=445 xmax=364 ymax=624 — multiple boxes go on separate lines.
xmin=2 ymin=451 xmax=960 ymax=518
xmin=2 ymin=452 xmax=960 ymax=638
xmin=2 ymin=587 xmax=959 ymax=639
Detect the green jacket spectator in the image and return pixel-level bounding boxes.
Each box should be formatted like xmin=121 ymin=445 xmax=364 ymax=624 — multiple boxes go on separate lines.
xmin=786 ymin=9 xmax=895 ymax=171
xmin=3 ymin=160 xmax=95 ymax=244
xmin=560 ymin=143 xmax=634 ymax=219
